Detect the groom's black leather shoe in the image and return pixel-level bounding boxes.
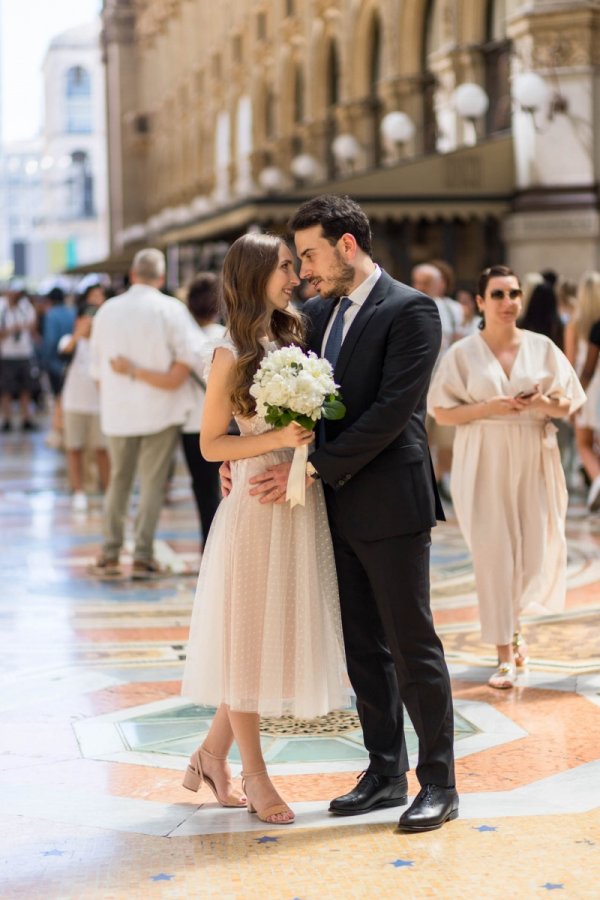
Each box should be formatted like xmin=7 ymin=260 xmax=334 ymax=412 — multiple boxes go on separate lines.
xmin=329 ymin=771 xmax=408 ymax=816
xmin=397 ymin=784 xmax=459 ymax=832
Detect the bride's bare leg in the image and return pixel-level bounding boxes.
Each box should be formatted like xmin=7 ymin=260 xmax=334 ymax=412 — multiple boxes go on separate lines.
xmin=228 ymin=710 xmax=294 ymax=824
xmin=188 ymin=704 xmax=244 ymax=804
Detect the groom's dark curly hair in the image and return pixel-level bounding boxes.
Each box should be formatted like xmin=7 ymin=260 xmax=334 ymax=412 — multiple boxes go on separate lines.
xmin=289 ymin=194 xmax=373 ymax=257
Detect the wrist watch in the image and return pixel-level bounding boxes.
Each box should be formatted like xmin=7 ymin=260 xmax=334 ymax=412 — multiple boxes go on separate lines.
xmin=306 ymin=461 xmax=320 ymax=480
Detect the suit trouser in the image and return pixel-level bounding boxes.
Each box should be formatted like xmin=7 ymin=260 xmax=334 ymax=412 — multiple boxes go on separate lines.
xmin=103 ymin=425 xmax=180 ymax=562
xmin=180 ymin=431 xmax=221 ymax=545
xmin=327 ymin=504 xmax=455 ymax=788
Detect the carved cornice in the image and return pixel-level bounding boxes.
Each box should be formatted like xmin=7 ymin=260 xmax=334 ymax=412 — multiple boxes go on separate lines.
xmin=508 ymin=6 xmax=600 ymax=69
xmin=102 ymin=0 xmax=136 ymax=45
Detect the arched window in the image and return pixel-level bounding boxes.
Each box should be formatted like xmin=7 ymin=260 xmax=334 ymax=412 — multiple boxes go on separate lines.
xmin=265 ymin=87 xmax=276 ymax=140
xmin=421 ymin=0 xmax=439 ymax=153
xmin=65 ymin=66 xmax=92 ymax=134
xmin=367 ymin=13 xmax=383 ymax=164
xmin=326 ymin=40 xmax=340 ymax=108
xmin=483 ymin=0 xmax=511 ymax=134
xmin=67 ymin=150 xmax=94 ymax=218
xmin=293 ymin=65 xmax=304 ymax=125
xmin=368 ymin=13 xmax=382 ymax=98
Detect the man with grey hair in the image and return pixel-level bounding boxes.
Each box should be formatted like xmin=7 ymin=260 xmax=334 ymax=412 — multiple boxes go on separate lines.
xmin=411 ymin=263 xmax=463 ymax=502
xmin=89 ymin=249 xmax=196 ymax=579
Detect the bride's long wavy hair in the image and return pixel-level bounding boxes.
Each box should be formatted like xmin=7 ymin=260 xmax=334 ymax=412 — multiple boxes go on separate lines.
xmin=221 ymin=233 xmax=306 ymax=416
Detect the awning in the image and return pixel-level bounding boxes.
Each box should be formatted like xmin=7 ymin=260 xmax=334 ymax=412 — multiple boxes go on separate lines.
xmin=65 ymin=247 xmax=144 ymax=276
xmin=67 ymin=133 xmax=515 ymax=270
xmin=160 ymin=133 xmax=515 ymax=245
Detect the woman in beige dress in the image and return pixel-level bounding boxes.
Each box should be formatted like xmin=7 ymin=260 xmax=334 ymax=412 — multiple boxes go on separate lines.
xmin=180 ymin=233 xmax=348 ymax=824
xmin=428 ymin=265 xmax=585 ymax=689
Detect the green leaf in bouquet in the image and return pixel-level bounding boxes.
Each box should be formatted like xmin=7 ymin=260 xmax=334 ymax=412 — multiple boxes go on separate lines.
xmin=294 ymin=414 xmax=316 ymax=431
xmin=322 ymin=397 xmax=346 ymax=420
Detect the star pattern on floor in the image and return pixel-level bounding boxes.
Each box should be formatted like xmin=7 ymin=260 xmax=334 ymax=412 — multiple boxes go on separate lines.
xmin=150 ymin=873 xmax=175 ymax=882
xmin=389 ymin=859 xmax=414 ymax=868
xmin=473 ymin=825 xmax=497 ymax=832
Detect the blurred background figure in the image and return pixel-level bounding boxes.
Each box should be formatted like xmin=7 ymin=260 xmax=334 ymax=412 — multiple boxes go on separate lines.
xmin=519 ymin=272 xmax=544 ymax=317
xmin=0 ymin=280 xmax=38 ymax=432
xmin=412 ymin=262 xmax=462 ymax=502
xmin=42 ymin=287 xmax=76 ymax=448
xmin=518 ymin=281 xmax=564 ymax=349
xmin=557 ymin=280 xmax=578 ymax=326
xmin=58 ymin=284 xmax=109 ymax=512
xmin=89 ymin=248 xmax=197 ymax=580
xmin=565 ymin=272 xmax=600 ymax=509
xmin=455 ymin=286 xmax=482 ymax=337
xmin=109 ymin=273 xmax=226 ymax=552
xmin=580 ymin=317 xmax=600 ymax=509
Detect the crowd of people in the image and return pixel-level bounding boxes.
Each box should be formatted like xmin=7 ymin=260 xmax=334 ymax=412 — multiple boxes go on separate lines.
xmin=1 ymin=196 xmax=600 ymax=830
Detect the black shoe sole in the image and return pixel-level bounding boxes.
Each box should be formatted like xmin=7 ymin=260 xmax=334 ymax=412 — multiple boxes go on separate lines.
xmin=397 ymin=808 xmax=459 ymax=832
xmin=329 ymin=795 xmax=408 ymax=816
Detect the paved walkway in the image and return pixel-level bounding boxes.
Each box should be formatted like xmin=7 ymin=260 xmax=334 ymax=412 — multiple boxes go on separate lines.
xmin=1 ymin=428 xmax=599 ymax=898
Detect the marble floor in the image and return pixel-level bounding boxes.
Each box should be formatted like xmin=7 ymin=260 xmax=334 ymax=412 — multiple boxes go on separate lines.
xmin=1 ymin=428 xmax=599 ymax=899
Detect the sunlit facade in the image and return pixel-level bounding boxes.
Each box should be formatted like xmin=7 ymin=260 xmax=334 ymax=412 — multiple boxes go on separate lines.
xmin=100 ymin=0 xmax=600 ymax=287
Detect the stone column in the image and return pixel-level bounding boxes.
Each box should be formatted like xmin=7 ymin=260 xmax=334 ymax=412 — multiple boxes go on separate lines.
xmin=504 ymin=2 xmax=600 ymax=277
xmin=101 ymin=0 xmax=140 ymax=253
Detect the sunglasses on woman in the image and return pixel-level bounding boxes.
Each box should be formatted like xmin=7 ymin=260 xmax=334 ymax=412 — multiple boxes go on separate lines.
xmin=489 ymin=288 xmax=523 ymax=301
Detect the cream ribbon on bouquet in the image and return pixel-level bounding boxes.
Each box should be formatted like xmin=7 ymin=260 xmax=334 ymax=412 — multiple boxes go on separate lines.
xmin=286 ymin=443 xmax=310 ymax=508
xmin=250 ymin=345 xmax=346 ymax=507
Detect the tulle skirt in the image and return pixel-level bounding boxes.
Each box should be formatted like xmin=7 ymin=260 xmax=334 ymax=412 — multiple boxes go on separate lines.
xmin=181 ymin=448 xmax=349 ymax=718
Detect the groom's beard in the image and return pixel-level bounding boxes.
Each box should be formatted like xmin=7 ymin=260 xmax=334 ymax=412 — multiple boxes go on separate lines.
xmin=319 ymin=251 xmax=356 ymax=298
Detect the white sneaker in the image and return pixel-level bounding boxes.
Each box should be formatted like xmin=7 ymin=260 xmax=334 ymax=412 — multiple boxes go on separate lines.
xmin=587 ymin=475 xmax=600 ymax=512
xmin=72 ymin=491 xmax=88 ymax=512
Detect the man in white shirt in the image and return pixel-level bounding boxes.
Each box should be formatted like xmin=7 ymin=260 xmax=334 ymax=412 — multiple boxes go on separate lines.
xmin=411 ymin=264 xmax=463 ymax=502
xmin=89 ymin=249 xmax=196 ymax=579
xmin=0 ymin=281 xmax=38 ymax=432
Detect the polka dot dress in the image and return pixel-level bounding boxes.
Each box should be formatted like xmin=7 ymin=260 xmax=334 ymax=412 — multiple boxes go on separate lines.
xmin=181 ymin=341 xmax=348 ymax=718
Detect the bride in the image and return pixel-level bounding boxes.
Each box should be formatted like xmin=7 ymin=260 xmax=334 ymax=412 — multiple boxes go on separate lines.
xmin=181 ymin=233 xmax=348 ymax=825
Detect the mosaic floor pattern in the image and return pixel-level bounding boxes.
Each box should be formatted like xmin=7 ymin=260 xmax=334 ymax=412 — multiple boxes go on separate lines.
xmin=0 ymin=428 xmax=599 ymax=898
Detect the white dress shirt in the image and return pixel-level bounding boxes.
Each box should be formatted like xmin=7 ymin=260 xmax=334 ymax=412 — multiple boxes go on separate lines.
xmin=321 ymin=265 xmax=382 ymax=353
xmin=89 ymin=284 xmax=197 ymax=436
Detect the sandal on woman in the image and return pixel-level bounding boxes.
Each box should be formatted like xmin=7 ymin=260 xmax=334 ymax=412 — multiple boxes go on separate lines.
xmin=512 ymin=631 xmax=529 ymax=668
xmin=242 ymin=770 xmax=295 ymax=825
xmin=488 ymin=662 xmax=517 ymax=690
xmin=182 ymin=745 xmax=246 ymax=807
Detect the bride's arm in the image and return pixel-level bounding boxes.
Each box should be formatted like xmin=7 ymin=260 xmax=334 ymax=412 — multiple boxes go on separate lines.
xmin=200 ymin=348 xmax=312 ymax=462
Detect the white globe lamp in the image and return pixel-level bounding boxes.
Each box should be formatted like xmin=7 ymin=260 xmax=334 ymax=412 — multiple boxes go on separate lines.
xmin=453 ymin=83 xmax=490 ymax=122
xmin=512 ymin=72 xmax=550 ymax=113
xmin=380 ymin=111 xmax=415 ymax=146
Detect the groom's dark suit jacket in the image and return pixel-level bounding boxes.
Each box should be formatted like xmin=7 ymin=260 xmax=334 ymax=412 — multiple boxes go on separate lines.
xmin=306 ymin=269 xmax=444 ymax=540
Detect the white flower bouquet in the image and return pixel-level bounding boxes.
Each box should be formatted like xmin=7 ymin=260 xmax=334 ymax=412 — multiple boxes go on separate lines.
xmin=250 ymin=345 xmax=346 ymax=505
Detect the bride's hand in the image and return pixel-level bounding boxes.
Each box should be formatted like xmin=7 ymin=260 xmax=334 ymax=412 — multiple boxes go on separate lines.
xmin=276 ymin=421 xmax=314 ymax=449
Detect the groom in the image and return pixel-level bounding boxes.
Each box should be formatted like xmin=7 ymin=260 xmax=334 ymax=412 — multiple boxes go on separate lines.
xmin=249 ymin=195 xmax=458 ymax=833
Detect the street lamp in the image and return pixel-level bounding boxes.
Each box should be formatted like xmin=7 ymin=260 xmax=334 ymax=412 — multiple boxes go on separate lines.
xmin=380 ymin=111 xmax=415 ymax=158
xmin=453 ymin=83 xmax=489 ymax=126
xmin=290 ymin=153 xmax=320 ymax=184
xmin=258 ymin=165 xmax=285 ymax=193
xmin=331 ymin=133 xmax=361 ymax=172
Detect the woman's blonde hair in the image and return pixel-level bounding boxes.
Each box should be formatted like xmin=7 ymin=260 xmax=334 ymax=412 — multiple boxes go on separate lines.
xmin=575 ymin=271 xmax=600 ymax=341
xmin=221 ymin=233 xmax=305 ymax=416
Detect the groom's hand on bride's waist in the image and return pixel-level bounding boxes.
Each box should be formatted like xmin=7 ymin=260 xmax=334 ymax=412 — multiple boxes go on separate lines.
xmin=219 ymin=462 xmax=232 ymax=497
xmin=249 ymin=462 xmax=294 ymax=504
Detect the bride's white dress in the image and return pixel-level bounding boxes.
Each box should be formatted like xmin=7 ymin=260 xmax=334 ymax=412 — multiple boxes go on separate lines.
xmin=181 ymin=340 xmax=348 ymax=718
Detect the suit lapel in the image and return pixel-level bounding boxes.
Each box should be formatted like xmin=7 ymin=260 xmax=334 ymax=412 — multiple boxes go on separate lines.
xmin=308 ymin=297 xmax=336 ymax=354
xmin=334 ymin=271 xmax=392 ymax=382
